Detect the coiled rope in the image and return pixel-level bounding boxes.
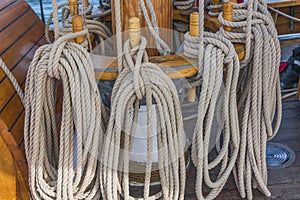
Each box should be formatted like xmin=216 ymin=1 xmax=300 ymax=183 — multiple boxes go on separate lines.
xmin=45 ymin=0 xmax=113 ymax=55
xmin=24 ymin=0 xmax=106 ymax=199
xmin=100 ymin=36 xmax=186 ymax=200
xmin=100 ymin=0 xmax=186 ymax=198
xmin=184 ymin=24 xmax=240 ymax=200
xmin=207 ymin=1 xmax=245 ymax=16
xmin=182 ymin=0 xmax=241 ymax=198
xmin=174 ymin=0 xmax=195 ymax=10
xmin=218 ymin=0 xmax=282 ymax=199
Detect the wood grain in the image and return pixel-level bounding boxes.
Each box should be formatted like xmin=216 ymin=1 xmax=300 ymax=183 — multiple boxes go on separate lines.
xmin=112 ymin=0 xmax=173 ymax=56
xmin=92 ymin=53 xmax=198 ymax=80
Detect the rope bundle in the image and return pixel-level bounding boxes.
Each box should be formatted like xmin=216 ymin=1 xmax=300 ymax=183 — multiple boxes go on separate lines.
xmin=100 ymin=36 xmax=186 ymax=200
xmin=24 ymin=30 xmax=106 ymax=200
xmin=45 ymin=1 xmax=113 ymax=55
xmin=218 ymin=0 xmax=282 ymax=199
xmin=184 ymin=30 xmax=240 ymax=199
xmin=174 ymin=0 xmax=195 ymax=10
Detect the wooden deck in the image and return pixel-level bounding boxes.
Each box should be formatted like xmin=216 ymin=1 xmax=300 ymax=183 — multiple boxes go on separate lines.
xmin=182 ymin=96 xmax=300 ymax=200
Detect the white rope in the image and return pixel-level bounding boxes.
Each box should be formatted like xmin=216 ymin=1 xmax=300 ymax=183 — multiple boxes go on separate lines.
xmin=24 ymin=0 xmax=107 ymax=198
xmin=174 ymin=0 xmax=195 ymax=10
xmin=268 ymin=6 xmax=300 ymax=22
xmin=100 ymin=36 xmax=186 ymax=200
xmin=184 ymin=30 xmax=240 ymax=199
xmin=218 ymin=0 xmax=282 ymax=199
xmin=139 ymin=0 xmax=171 ymax=55
xmin=24 ymin=30 xmax=106 ymax=200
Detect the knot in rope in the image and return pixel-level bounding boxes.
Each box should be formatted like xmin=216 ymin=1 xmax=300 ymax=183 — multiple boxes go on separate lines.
xmin=100 ymin=36 xmax=186 ymax=200
xmin=122 ymin=36 xmax=151 ymax=100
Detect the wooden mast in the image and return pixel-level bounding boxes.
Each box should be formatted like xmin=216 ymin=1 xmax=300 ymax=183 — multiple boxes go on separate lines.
xmin=111 ymin=0 xmax=173 ymax=56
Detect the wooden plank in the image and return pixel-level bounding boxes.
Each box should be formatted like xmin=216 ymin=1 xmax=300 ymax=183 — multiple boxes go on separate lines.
xmin=10 ymin=111 xmax=25 ymax=146
xmin=0 ymin=0 xmax=30 ymax=31
xmin=0 ymin=0 xmax=18 ymax=11
xmin=0 ymin=131 xmax=17 ymax=199
xmin=0 ymin=10 xmax=39 ymax=55
xmin=0 ymin=94 xmax=23 ymax=130
xmin=0 ymin=21 xmax=45 ymax=79
xmin=267 ymin=0 xmax=300 ymax=8
xmin=0 ymin=78 xmax=16 ymax=111
xmin=0 ymin=121 xmax=29 ymax=199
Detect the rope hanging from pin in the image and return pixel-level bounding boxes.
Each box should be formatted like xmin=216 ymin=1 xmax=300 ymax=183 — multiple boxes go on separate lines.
xmin=45 ymin=0 xmax=113 ymax=55
xmin=183 ymin=2 xmax=241 ymax=199
xmin=99 ymin=7 xmax=186 ymax=199
xmin=24 ymin=0 xmax=106 ymax=199
xmin=218 ymin=1 xmax=282 ymax=199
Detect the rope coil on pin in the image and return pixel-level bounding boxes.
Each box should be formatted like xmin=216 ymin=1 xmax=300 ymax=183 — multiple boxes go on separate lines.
xmin=218 ymin=1 xmax=282 ymax=199
xmin=184 ymin=3 xmax=241 ymax=199
xmin=100 ymin=17 xmax=186 ymax=200
xmin=24 ymin=0 xmax=106 ymax=199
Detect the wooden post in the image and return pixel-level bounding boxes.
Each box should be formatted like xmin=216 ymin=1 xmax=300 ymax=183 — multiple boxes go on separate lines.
xmin=129 ymin=17 xmax=141 ymax=48
xmin=69 ymin=0 xmax=78 ymax=16
xmin=72 ymin=15 xmax=85 ymax=44
xmin=112 ymin=0 xmax=173 ymax=56
xmin=223 ymin=2 xmax=233 ymax=32
xmin=187 ymin=12 xmax=199 ymax=103
xmin=211 ymin=0 xmax=220 ymax=13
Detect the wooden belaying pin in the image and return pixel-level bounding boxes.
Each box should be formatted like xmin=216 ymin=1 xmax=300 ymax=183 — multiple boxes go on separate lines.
xmin=223 ymin=2 xmax=233 ymax=32
xmin=129 ymin=17 xmax=141 ymax=48
xmin=187 ymin=12 xmax=199 ymax=103
xmin=69 ymin=0 xmax=79 ymax=16
xmin=72 ymin=15 xmax=86 ymax=44
xmin=211 ymin=0 xmax=221 ymax=13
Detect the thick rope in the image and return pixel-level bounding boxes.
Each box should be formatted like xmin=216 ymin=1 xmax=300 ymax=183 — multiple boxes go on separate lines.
xmin=24 ymin=30 xmax=105 ymax=200
xmin=174 ymin=0 xmax=195 ymax=10
xmin=184 ymin=30 xmax=240 ymax=199
xmin=100 ymin=36 xmax=186 ymax=200
xmin=218 ymin=0 xmax=282 ymax=199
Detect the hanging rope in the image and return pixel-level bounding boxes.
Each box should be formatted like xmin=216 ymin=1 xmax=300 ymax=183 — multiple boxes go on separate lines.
xmin=184 ymin=31 xmax=240 ymax=200
xmin=45 ymin=0 xmax=113 ymax=55
xmin=100 ymin=36 xmax=186 ymax=200
xmin=183 ymin=0 xmax=241 ymax=198
xmin=139 ymin=0 xmax=171 ymax=55
xmin=174 ymin=0 xmax=195 ymax=10
xmin=24 ymin=0 xmax=106 ymax=198
xmin=218 ymin=0 xmax=282 ymax=199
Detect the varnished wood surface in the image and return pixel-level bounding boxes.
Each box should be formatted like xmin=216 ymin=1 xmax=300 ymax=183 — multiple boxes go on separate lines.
xmin=0 ymin=0 xmax=48 ymax=152
xmin=92 ymin=53 xmax=198 ymax=80
xmin=267 ymin=0 xmax=300 ymax=8
xmin=269 ymin=6 xmax=300 ymax=35
xmin=112 ymin=0 xmax=173 ymax=56
xmin=0 ymin=118 xmax=29 ymax=200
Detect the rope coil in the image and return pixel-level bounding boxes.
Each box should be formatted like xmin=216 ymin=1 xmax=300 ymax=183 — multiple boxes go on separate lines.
xmin=100 ymin=36 xmax=186 ymax=200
